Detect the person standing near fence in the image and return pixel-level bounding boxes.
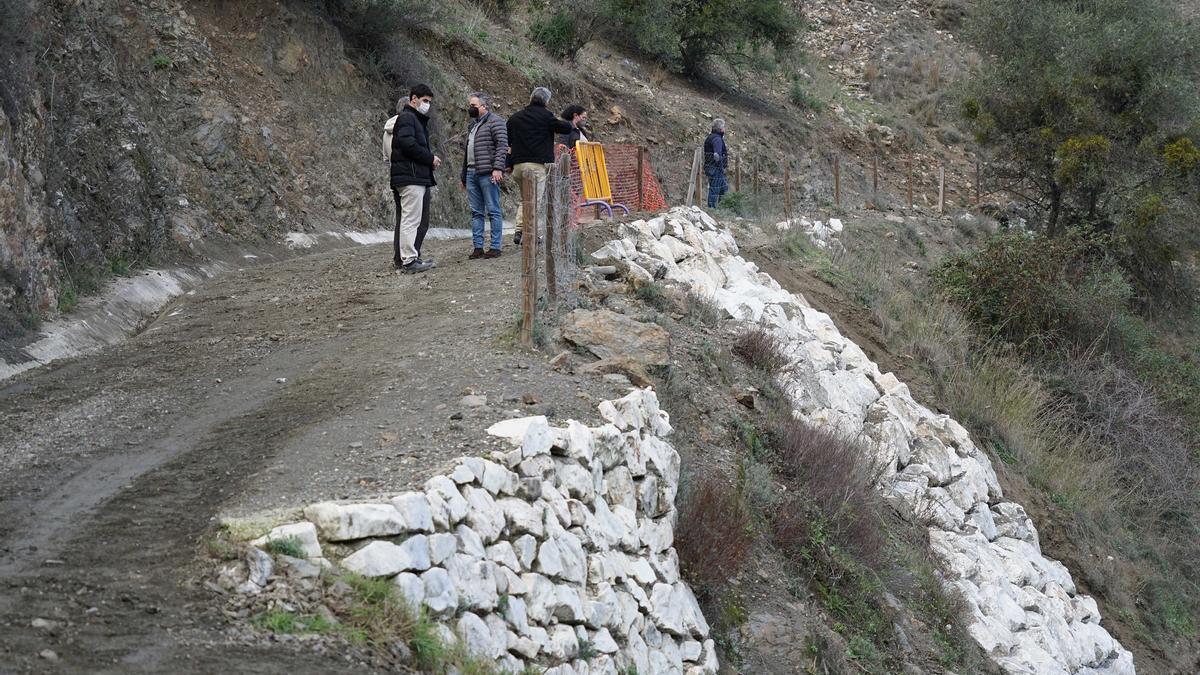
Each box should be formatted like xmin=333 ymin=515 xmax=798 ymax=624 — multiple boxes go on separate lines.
xmin=558 ymin=105 xmax=591 ymax=148
xmin=507 ymin=86 xmax=574 ymax=246
xmin=460 ymin=92 xmax=508 ymax=259
xmin=703 ymin=118 xmax=729 ymax=208
xmin=390 ymin=84 xmax=442 ymax=273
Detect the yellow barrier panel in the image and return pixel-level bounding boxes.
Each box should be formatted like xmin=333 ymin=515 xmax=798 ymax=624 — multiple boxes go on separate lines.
xmin=576 ymin=141 xmax=613 ymax=204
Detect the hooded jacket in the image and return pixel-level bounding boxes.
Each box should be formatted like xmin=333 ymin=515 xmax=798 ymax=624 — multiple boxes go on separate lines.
xmin=390 ymin=104 xmax=437 ymax=188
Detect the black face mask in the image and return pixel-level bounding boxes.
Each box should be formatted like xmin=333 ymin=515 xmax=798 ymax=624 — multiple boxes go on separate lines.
xmin=468 ymin=106 xmax=481 ymax=119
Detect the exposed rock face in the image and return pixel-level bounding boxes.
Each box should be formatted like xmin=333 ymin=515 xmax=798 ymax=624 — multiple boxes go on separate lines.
xmin=0 ymin=0 xmax=423 ymax=335
xmin=246 ymin=389 xmax=715 ymax=674
xmin=561 ymin=309 xmax=671 ymax=366
xmin=592 ymin=207 xmax=1135 ymax=675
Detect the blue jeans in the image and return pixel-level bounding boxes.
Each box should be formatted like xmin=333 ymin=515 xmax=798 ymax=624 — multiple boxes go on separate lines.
xmin=705 ymin=166 xmax=729 ymax=207
xmin=466 ymin=169 xmax=503 ymax=250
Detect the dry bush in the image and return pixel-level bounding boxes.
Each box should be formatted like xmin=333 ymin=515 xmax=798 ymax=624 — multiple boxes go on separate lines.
xmin=1056 ymin=351 xmax=1200 ymax=538
xmin=675 ymin=472 xmax=754 ymax=600
xmin=733 ymin=326 xmax=789 ymax=373
xmin=769 ymin=415 xmax=887 ymax=565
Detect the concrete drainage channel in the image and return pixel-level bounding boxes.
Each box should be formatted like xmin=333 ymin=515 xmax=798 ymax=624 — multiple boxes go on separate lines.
xmin=0 ymin=226 xmax=498 ymax=382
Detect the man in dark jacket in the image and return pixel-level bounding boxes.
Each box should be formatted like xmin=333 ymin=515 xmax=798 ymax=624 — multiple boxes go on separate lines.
xmin=507 ymin=87 xmax=574 ymax=244
xmin=703 ymin=118 xmax=729 ymax=208
xmin=460 ymin=92 xmax=509 ymax=259
xmin=390 ymin=84 xmax=442 ymax=273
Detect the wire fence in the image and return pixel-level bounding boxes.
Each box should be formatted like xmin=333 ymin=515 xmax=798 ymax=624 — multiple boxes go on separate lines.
xmin=515 ymin=143 xmax=669 ymax=346
xmin=684 ymin=147 xmax=992 ymax=221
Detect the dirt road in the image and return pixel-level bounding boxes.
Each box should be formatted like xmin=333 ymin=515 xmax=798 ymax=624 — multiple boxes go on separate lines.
xmin=0 ymin=237 xmax=624 ymax=673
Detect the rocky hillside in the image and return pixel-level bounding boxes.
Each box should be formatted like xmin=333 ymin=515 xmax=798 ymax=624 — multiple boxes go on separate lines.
xmin=1 ymin=0 xmax=392 ymax=342
xmin=2 ymin=0 xmax=984 ymax=347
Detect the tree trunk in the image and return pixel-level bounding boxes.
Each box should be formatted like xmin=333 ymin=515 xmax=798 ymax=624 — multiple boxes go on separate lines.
xmin=1047 ymin=182 xmax=1063 ymax=237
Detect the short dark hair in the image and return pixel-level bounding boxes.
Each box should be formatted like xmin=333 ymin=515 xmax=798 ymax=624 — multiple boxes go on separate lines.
xmin=561 ymin=104 xmax=585 ymax=121
xmin=409 ymin=83 xmax=433 ymax=99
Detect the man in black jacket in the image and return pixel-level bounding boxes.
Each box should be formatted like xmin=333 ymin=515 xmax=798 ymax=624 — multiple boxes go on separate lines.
xmin=390 ymin=84 xmax=442 ymax=273
xmin=507 ymin=87 xmax=573 ymax=244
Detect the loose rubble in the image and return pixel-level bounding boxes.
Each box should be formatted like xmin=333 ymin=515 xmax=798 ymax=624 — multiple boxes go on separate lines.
xmin=591 ymin=207 xmax=1135 ymax=675
xmin=221 ymin=389 xmax=715 ymax=674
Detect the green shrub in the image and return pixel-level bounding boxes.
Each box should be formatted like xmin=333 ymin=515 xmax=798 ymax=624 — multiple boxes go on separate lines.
xmin=263 ymin=535 xmax=306 ymax=559
xmin=931 ymin=229 xmax=1116 ymax=348
xmin=592 ymin=0 xmax=798 ymax=76
xmin=963 ymin=0 xmax=1199 ymax=235
xmin=529 ymin=11 xmax=577 ymax=58
xmin=789 ymin=81 xmax=824 ymax=111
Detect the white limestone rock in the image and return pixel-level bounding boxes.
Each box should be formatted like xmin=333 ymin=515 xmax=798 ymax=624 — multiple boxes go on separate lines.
xmin=424 ymin=476 xmax=470 ymax=524
xmin=303 ymin=502 xmax=406 ymax=542
xmin=486 ymin=415 xmax=549 ymax=447
xmin=496 ymin=492 xmax=544 ymax=533
xmin=420 ymin=567 xmax=457 ymax=616
xmin=341 ymin=539 xmax=428 ymax=577
xmin=251 ymin=522 xmax=322 ymax=559
xmin=428 ymin=532 xmax=457 ymax=565
xmin=389 ymin=492 xmax=435 ymax=533
xmin=462 ymin=485 xmax=505 ymax=543
xmin=458 ymin=612 xmax=501 ymax=659
xmin=455 ymin=524 xmax=486 ymax=558
xmin=394 ymin=572 xmax=425 ymax=606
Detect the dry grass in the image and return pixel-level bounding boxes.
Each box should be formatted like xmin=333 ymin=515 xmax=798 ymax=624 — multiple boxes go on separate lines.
xmin=768 ymin=416 xmax=887 ymax=565
xmin=675 ymin=471 xmax=754 ymax=601
xmin=733 ymin=326 xmax=789 ymax=373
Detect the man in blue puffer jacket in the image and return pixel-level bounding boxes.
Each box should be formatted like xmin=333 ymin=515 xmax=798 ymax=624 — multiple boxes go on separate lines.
xmin=703 ymin=118 xmax=729 ymax=208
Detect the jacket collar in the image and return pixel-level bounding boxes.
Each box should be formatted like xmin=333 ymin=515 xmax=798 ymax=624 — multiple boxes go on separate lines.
xmin=404 ymin=103 xmax=430 ymax=122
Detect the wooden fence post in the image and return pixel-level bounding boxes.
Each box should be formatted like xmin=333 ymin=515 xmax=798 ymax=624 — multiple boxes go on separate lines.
xmin=636 ymin=146 xmax=645 ymax=211
xmin=734 ymin=157 xmax=741 ymax=192
xmin=685 ymin=147 xmax=702 ymax=207
xmin=906 ymin=159 xmax=914 ymax=209
xmin=938 ymin=165 xmax=946 ymax=214
xmin=783 ymin=165 xmax=792 ymax=218
xmin=833 ymin=155 xmax=841 ymax=209
xmin=544 ymin=169 xmax=557 ymax=309
xmin=520 ymin=174 xmax=537 ymax=347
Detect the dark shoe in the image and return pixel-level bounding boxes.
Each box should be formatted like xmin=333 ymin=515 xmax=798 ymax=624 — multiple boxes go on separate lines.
xmin=483 ymin=249 xmax=502 ymax=258
xmin=513 ymin=231 xmax=523 ymax=246
xmin=469 ymin=248 xmax=484 ymax=259
xmin=400 ymin=260 xmax=434 ymax=274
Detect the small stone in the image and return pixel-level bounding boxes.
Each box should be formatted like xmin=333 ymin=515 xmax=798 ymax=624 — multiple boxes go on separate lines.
xmin=39 ymin=649 xmax=59 ymax=661
xmin=461 ymin=394 xmax=488 ymax=407
xmin=348 ymin=441 xmax=363 ymax=449
xmin=31 ymin=618 xmax=57 ymax=631
xmin=522 ymin=393 xmax=540 ymax=405
xmin=275 ymin=377 xmax=287 ymax=384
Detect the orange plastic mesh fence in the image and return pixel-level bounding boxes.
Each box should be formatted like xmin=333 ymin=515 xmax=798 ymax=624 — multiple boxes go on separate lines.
xmin=558 ymin=144 xmax=669 ymax=220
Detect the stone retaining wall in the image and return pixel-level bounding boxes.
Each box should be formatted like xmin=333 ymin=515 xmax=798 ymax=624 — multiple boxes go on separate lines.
xmin=243 ymin=389 xmax=717 ymax=675
xmin=592 ymin=207 xmax=1135 ymax=675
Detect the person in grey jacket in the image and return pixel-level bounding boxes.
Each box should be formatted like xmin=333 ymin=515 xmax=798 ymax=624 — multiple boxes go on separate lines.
xmin=460 ymin=92 xmax=509 ymax=258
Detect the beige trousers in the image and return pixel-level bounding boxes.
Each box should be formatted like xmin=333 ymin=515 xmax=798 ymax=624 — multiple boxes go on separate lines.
xmin=511 ymin=162 xmax=548 ymax=231
xmin=395 ymin=185 xmax=427 ymax=265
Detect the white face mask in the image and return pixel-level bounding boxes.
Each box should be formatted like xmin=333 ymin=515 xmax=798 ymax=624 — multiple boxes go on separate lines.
xmin=417 ymin=101 xmax=431 ymax=115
